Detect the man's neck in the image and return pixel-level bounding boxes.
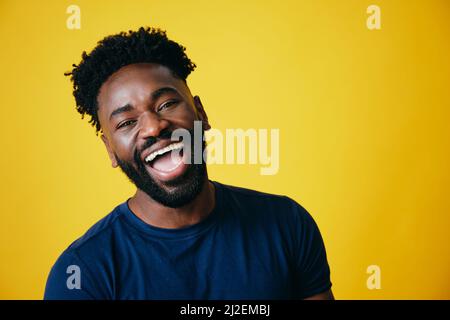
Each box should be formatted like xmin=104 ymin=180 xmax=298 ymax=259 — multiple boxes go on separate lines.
xmin=127 ymin=179 xmax=216 ymax=229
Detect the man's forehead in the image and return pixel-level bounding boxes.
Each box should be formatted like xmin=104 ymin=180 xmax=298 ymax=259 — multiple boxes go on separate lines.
xmin=100 ymin=63 xmax=180 ymax=93
xmin=97 ymin=63 xmax=188 ymax=111
xmin=105 ymin=63 xmax=175 ymax=84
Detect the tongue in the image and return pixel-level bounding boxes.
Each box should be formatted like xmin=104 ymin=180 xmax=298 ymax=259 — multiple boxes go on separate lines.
xmin=151 ymin=151 xmax=183 ymax=172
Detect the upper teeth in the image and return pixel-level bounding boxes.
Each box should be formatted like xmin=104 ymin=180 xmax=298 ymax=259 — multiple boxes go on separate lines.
xmin=144 ymin=142 xmax=184 ymax=163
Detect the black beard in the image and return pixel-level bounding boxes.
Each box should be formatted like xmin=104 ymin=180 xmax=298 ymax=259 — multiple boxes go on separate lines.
xmin=115 ymin=128 xmax=207 ymax=208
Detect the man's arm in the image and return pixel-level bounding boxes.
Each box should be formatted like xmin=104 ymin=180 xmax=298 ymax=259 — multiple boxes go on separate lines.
xmin=288 ymin=198 xmax=333 ymax=299
xmin=304 ymin=289 xmax=335 ymax=300
xmin=44 ymin=250 xmax=102 ymax=300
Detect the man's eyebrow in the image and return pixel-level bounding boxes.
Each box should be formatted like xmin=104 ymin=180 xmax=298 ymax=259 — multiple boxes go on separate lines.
xmin=109 ymin=87 xmax=180 ymax=121
xmin=150 ymin=86 xmax=179 ymax=101
xmin=109 ymin=104 xmax=134 ymax=121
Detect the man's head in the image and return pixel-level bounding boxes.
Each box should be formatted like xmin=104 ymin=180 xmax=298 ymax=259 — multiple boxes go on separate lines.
xmin=66 ymin=27 xmax=211 ymax=208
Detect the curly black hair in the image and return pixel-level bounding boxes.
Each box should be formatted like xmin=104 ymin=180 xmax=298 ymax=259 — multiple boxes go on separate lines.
xmin=65 ymin=27 xmax=196 ymax=135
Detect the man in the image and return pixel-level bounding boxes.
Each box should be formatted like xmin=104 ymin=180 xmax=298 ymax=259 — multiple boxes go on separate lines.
xmin=44 ymin=27 xmax=333 ymax=300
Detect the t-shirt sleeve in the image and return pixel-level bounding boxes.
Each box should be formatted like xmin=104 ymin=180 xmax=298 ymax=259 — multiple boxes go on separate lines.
xmin=44 ymin=249 xmax=103 ymax=300
xmin=289 ymin=199 xmax=332 ymax=299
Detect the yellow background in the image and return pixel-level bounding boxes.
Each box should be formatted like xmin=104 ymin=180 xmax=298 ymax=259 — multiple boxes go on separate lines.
xmin=1 ymin=0 xmax=449 ymax=299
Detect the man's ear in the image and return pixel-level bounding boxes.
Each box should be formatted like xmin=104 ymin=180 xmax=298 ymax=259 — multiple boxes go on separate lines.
xmin=101 ymin=133 xmax=118 ymax=168
xmin=193 ymin=96 xmax=211 ymax=130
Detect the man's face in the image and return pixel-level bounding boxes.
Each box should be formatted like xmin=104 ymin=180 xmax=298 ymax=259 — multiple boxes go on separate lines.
xmin=97 ymin=63 xmax=210 ymax=208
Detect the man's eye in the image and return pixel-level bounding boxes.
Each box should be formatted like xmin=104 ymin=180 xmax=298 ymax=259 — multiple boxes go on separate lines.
xmin=117 ymin=120 xmax=136 ymax=129
xmin=157 ymin=100 xmax=178 ymax=112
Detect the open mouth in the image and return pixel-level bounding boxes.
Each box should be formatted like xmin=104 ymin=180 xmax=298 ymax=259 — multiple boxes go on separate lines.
xmin=143 ymin=142 xmax=188 ymax=180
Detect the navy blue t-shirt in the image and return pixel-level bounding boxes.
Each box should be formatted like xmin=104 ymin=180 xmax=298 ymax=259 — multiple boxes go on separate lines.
xmin=44 ymin=181 xmax=331 ymax=299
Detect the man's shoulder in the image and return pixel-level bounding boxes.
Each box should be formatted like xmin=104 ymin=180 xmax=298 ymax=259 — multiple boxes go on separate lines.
xmin=217 ymin=181 xmax=288 ymax=202
xmin=45 ymin=202 xmax=128 ymax=299
xmin=215 ymin=181 xmax=311 ymax=221
xmin=64 ymin=201 xmax=128 ymax=253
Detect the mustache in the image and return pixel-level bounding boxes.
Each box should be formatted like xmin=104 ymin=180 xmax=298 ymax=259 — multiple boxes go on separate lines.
xmin=140 ymin=128 xmax=174 ymax=154
xmin=133 ymin=128 xmax=173 ymax=165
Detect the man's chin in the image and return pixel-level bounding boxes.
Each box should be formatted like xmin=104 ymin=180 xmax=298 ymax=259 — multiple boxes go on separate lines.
xmin=116 ymin=150 xmax=207 ymax=208
xmin=134 ymin=167 xmax=206 ymax=208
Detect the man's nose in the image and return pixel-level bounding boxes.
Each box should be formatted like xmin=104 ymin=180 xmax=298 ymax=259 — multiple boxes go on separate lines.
xmin=137 ymin=111 xmax=170 ymax=140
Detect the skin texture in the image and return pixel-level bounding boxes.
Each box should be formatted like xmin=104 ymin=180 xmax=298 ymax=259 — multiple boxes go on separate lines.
xmin=97 ymin=63 xmax=214 ymax=229
xmin=96 ymin=62 xmax=333 ymax=300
